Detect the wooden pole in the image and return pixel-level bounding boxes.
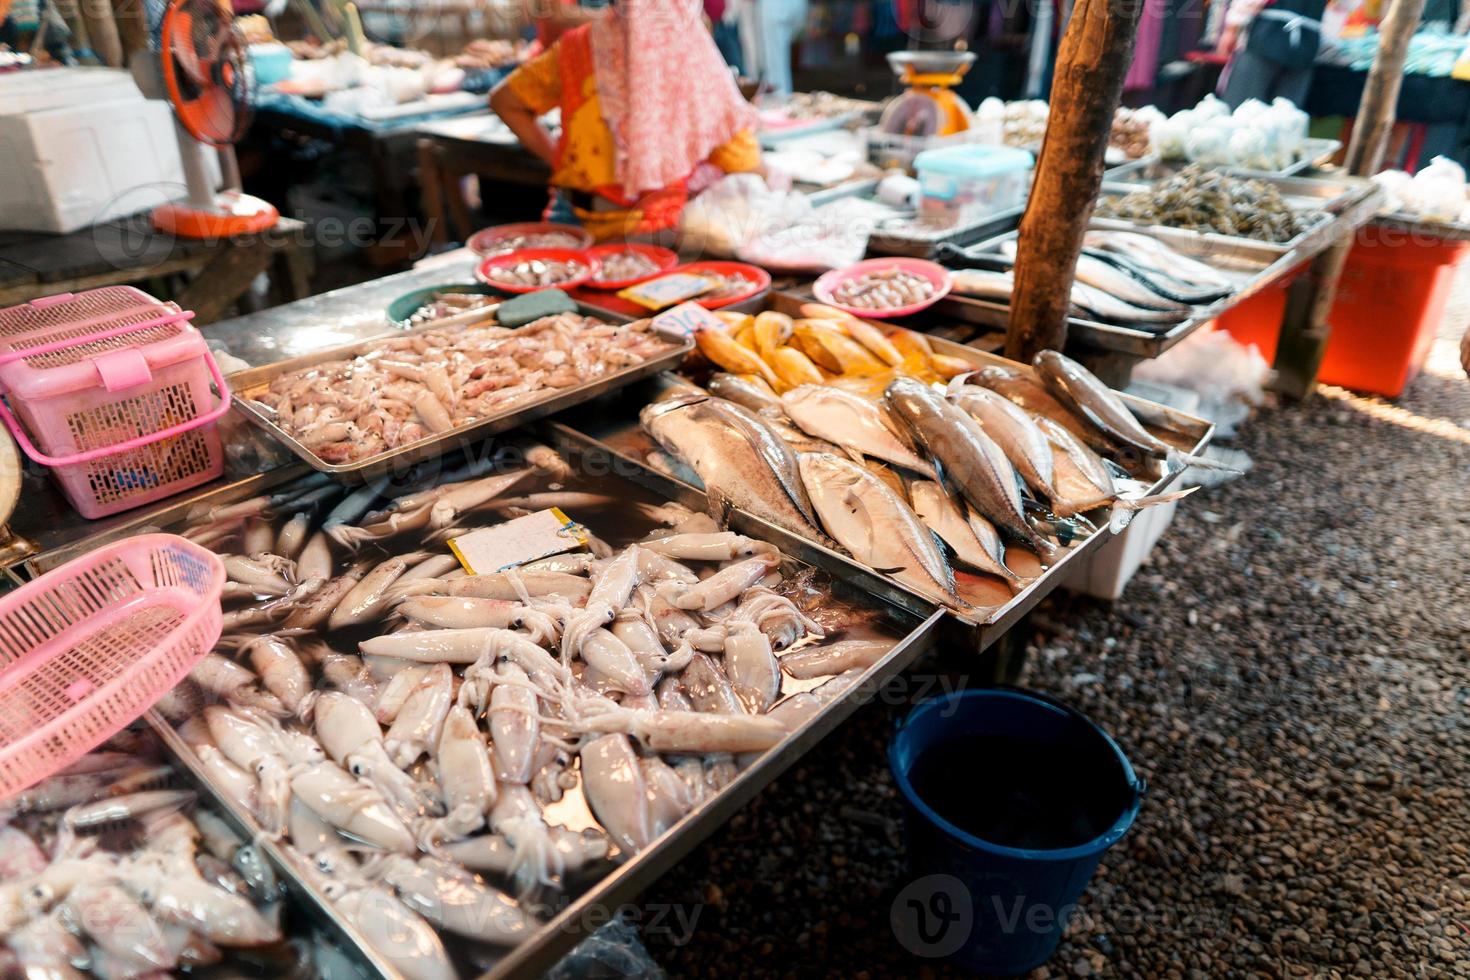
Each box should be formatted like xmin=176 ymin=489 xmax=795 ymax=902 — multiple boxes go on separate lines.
xmin=1005 ymin=0 xmax=1144 ymax=362
xmin=1343 ymin=0 xmax=1427 ymax=177
xmin=1272 ymin=0 xmax=1427 ymax=398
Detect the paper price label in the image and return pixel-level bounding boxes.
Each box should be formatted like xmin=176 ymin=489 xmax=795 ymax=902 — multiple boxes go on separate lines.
xmin=619 ymin=273 xmax=716 ymax=311
xmin=652 ymin=300 xmax=728 ymax=338
xmin=447 ymin=508 xmax=588 ymax=575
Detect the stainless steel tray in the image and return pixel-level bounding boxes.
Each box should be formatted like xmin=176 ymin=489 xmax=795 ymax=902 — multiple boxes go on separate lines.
xmin=554 ymin=301 xmax=1214 ymax=637
xmin=926 ymin=228 xmax=1269 ymax=359
xmin=15 ymin=464 xmax=311 ymax=578
xmin=1111 ymin=137 xmax=1342 ymax=181
xmin=33 ymin=441 xmax=946 ymax=980
xmin=805 ymin=177 xmax=1026 ymax=258
xmin=228 ymin=307 xmax=693 ymax=482
xmin=1096 ymin=166 xmax=1371 ymax=255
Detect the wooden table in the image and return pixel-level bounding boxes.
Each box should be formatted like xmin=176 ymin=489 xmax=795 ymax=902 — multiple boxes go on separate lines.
xmin=415 ymin=114 xmax=552 ymax=247
xmin=0 ymin=214 xmax=313 ymax=324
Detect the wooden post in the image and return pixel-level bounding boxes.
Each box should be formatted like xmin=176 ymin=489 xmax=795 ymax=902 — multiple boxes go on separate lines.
xmin=1272 ymin=0 xmax=1427 ymax=398
xmin=1005 ymin=0 xmax=1144 ymax=362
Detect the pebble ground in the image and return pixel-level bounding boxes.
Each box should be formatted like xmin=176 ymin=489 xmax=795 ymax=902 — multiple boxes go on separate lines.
xmin=636 ymin=288 xmax=1470 ymax=976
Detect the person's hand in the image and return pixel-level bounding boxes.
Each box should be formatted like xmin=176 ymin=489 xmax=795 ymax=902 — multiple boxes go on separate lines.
xmin=1461 ymin=324 xmax=1470 ymax=377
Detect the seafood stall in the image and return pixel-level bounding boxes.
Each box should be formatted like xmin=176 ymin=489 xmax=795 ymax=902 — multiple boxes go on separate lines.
xmin=922 ymin=166 xmax=1385 ymax=371
xmin=0 ymin=237 xmax=1218 ymax=978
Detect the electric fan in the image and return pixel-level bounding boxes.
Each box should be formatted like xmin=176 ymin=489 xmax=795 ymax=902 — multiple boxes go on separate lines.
xmin=131 ymin=0 xmax=279 ymax=238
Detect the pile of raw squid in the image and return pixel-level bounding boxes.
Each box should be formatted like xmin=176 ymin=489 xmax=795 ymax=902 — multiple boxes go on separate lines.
xmin=0 ymin=731 xmax=299 ymax=979
xmin=642 ymin=305 xmax=1207 ymax=611
xmin=165 ymin=445 xmax=898 ymax=979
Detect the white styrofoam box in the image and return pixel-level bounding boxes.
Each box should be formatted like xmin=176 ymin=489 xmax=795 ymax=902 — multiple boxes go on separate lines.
xmin=0 ymin=99 xmax=186 ymax=233
xmin=1065 ymin=499 xmax=1179 ymax=601
xmin=0 ymin=67 xmax=144 ymax=113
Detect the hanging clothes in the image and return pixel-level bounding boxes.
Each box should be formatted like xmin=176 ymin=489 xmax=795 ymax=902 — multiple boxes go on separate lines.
xmin=1125 ymin=0 xmax=1169 ymax=91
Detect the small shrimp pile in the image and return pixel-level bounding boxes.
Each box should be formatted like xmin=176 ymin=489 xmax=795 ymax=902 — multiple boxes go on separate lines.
xmin=0 ymin=733 xmax=294 ymax=978
xmin=165 ymin=449 xmax=900 ymax=978
xmin=830 ymin=267 xmax=935 ymax=311
xmin=697 ymin=271 xmax=755 ymax=300
xmin=483 ymin=258 xmax=588 ymax=289
xmin=476 ymin=231 xmax=586 ymax=255
xmin=405 ymin=291 xmax=496 ymax=327
xmin=593 ymin=250 xmax=661 ymax=283
xmin=247 ymin=314 xmax=677 ymax=464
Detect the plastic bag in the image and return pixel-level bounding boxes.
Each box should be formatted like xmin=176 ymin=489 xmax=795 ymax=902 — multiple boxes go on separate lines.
xmin=1132 ymin=327 xmax=1270 ymax=438
xmin=1149 ymin=110 xmax=1191 ymax=159
xmin=1184 ymin=122 xmax=1230 ymax=166
xmin=738 ymin=196 xmax=889 ymax=272
xmin=1399 ymin=155 xmax=1468 ymax=220
xmin=677 ymin=173 xmax=811 ymax=258
xmin=1371 ymin=169 xmax=1413 ymax=212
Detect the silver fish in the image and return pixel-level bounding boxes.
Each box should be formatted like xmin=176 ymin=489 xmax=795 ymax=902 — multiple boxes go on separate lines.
xmin=1037 ymin=417 xmax=1197 ymax=518
xmin=641 ymin=394 xmax=825 ymax=540
xmin=882 ymin=377 xmax=1057 ymax=560
xmin=908 ymin=479 xmax=1024 ymax=588
xmin=947 ymin=380 xmax=1055 ymax=498
xmin=1083 ymin=231 xmax=1233 ymax=290
xmin=999 ymin=240 xmax=1190 ymax=312
xmin=1033 ymin=350 xmax=1224 ymax=471
xmin=707 ymin=373 xmax=782 ymax=416
xmin=950 ymin=266 xmax=1185 ymax=326
xmin=781 ymin=385 xmax=936 ymax=478
xmin=797 ymin=452 xmax=959 ymax=603
xmin=968 ymin=364 xmax=1115 ymax=454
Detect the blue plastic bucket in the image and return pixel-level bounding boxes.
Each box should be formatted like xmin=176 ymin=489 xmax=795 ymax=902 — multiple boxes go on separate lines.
xmin=888 ymin=689 xmax=1144 ymax=975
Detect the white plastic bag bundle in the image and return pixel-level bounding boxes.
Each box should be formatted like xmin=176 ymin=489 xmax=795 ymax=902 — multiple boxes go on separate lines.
xmin=1371 ymin=169 xmax=1413 ymax=213
xmin=678 ymin=173 xmax=811 ymax=258
xmin=738 ymin=197 xmax=890 ymax=272
xmin=1133 ymin=327 xmax=1270 ymax=438
xmin=1185 ymin=122 xmax=1231 ymax=166
xmin=1149 ymin=111 xmax=1190 ymax=159
xmin=1399 ymin=156 xmax=1468 ymax=221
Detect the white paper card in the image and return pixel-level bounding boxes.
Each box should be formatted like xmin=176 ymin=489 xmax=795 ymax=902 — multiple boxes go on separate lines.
xmin=448 ymin=508 xmax=587 ymax=575
xmin=651 ymin=300 xmax=728 ymax=337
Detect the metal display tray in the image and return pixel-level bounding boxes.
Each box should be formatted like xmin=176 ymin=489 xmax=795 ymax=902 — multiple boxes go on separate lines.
xmin=553 ymin=301 xmax=1214 ymax=640
xmin=1096 ymin=167 xmax=1371 ymax=255
xmin=1114 ymin=136 xmax=1342 ymax=180
xmin=32 ymin=438 xmax=947 ymax=980
xmin=228 ymin=306 xmax=693 ymax=482
xmin=925 ymin=229 xmax=1275 ymax=359
xmin=805 ymin=178 xmax=1026 ymax=258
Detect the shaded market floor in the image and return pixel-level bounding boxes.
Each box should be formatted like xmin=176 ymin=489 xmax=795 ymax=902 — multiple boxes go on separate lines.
xmin=635 ymin=300 xmax=1470 ymax=977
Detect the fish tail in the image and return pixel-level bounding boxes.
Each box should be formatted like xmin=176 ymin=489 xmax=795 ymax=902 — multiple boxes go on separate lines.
xmin=1170 ymin=449 xmax=1243 ymax=475
xmin=1118 ymin=485 xmax=1199 ymax=510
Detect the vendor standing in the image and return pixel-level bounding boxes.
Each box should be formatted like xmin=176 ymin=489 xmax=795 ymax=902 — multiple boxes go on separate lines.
xmin=1217 ymin=0 xmax=1328 ymax=108
xmin=490 ymin=0 xmax=762 ymax=241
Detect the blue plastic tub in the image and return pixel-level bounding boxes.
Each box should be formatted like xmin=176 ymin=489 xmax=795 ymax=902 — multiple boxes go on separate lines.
xmin=888 ymin=689 xmax=1144 ymax=975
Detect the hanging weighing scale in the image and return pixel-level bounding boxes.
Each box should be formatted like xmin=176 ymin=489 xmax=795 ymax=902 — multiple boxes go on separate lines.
xmin=878 ymin=50 xmax=979 ymax=138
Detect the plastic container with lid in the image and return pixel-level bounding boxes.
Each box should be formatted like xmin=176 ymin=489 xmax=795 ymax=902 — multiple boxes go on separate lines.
xmin=914 ymin=145 xmax=1033 ymax=228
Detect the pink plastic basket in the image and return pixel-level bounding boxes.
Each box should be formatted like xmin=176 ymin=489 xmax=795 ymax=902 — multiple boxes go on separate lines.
xmin=0 ymin=287 xmax=231 ymax=519
xmin=0 ymin=534 xmax=224 ymax=800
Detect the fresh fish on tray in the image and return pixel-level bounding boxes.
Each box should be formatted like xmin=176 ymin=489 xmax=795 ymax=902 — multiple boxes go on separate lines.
xmin=949 ymin=268 xmax=1191 ymax=328
xmin=633 ymin=308 xmax=1207 ymax=610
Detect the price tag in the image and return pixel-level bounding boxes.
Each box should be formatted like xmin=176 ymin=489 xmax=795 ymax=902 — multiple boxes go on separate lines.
xmin=652 ymin=300 xmax=728 ymax=338
xmin=447 ymin=508 xmax=588 ymax=575
xmin=618 ymin=273 xmax=716 ymax=311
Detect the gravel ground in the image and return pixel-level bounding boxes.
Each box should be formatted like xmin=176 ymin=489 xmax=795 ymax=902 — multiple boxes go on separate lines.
xmin=634 ymin=283 xmax=1470 ymax=977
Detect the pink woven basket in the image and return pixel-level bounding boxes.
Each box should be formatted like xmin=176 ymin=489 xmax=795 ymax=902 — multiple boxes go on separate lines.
xmin=0 ymin=534 xmax=224 ymax=800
